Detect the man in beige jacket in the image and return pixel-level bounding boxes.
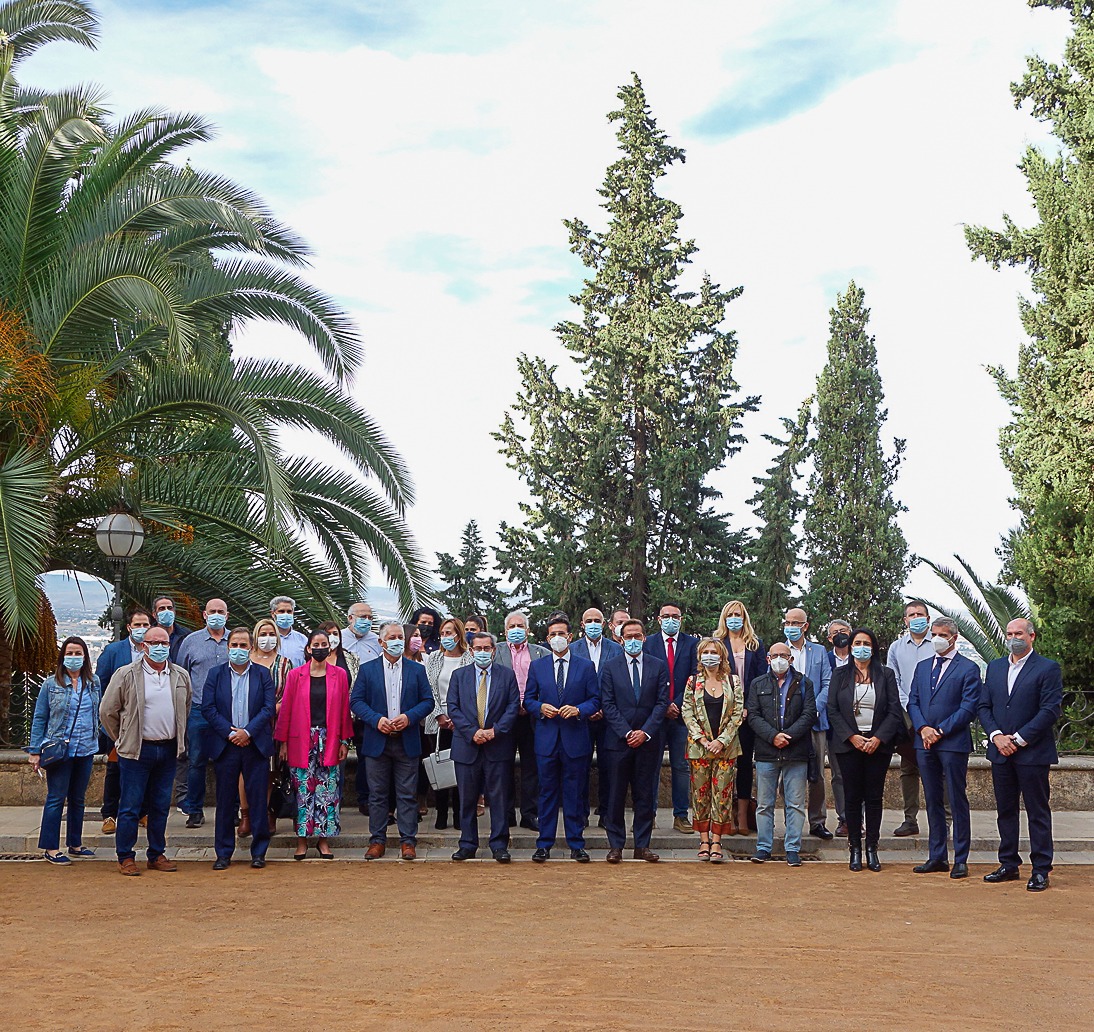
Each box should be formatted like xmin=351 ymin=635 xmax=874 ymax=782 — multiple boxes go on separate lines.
xmin=99 ymin=626 xmax=191 ymax=875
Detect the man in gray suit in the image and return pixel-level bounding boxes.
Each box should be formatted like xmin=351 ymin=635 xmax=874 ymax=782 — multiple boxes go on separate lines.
xmin=494 ymin=609 xmax=549 ymax=829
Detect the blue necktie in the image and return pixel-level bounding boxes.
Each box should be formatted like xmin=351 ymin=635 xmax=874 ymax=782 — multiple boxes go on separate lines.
xmin=631 ymin=659 xmax=641 ymax=702
xmin=556 ymin=659 xmax=565 ymax=703
xmin=930 ymin=657 xmax=944 ymax=691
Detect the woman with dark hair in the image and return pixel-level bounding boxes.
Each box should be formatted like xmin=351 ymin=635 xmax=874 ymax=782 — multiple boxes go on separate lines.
xmin=410 ymin=606 xmax=444 ymax=654
xmin=275 ymin=628 xmax=353 ymax=859
xmin=828 ymin=627 xmax=902 ymax=872
xmin=403 ymin=623 xmax=426 ymax=663
xmin=424 ymin=617 xmax=472 ymax=829
xmin=27 ymin=637 xmax=101 ymax=864
xmin=463 ymin=613 xmax=488 ymax=647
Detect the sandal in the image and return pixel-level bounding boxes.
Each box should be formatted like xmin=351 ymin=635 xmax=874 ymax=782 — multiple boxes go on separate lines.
xmin=697 ymin=838 xmax=711 ymax=861
xmin=709 ymin=843 xmax=725 ymax=864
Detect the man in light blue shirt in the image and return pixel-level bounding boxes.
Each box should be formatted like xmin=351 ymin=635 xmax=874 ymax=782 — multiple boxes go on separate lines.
xmin=270 ymin=595 xmax=307 ymax=667
xmin=342 ymin=602 xmax=383 ymax=663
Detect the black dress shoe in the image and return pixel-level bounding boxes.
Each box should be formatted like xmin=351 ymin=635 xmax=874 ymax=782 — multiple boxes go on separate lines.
xmin=451 ymin=847 xmax=476 ymax=861
xmin=212 ymin=857 xmax=230 ymax=870
xmin=913 ymin=858 xmax=950 ymax=874
xmin=892 ymin=821 xmax=919 ymax=837
xmin=532 ymin=847 xmax=550 ymax=863
xmin=950 ymin=862 xmax=968 ymax=879
xmin=251 ymin=858 xmax=266 ymax=869
xmin=983 ymin=865 xmax=1021 ymax=883
xmin=185 ymin=812 xmax=205 ymax=828
xmin=849 ymin=848 xmax=863 ymax=871
xmin=810 ymin=824 xmax=834 ymax=841
xmin=519 ymin=817 xmax=540 ymax=831
xmin=1027 ymin=872 xmax=1050 ymax=892
xmin=570 ymin=848 xmax=590 ymax=862
xmin=435 ymin=815 xmax=449 ymax=830
xmin=866 ymin=847 xmax=881 ymax=872
xmin=492 ymin=849 xmax=511 ymax=863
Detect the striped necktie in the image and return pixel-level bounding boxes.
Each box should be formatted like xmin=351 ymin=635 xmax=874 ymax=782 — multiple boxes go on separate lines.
xmin=476 ymin=670 xmax=488 ymax=728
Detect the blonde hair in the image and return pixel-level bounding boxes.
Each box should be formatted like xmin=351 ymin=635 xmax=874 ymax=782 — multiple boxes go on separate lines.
xmin=252 ymin=618 xmax=279 ymax=654
xmin=695 ymin=638 xmax=733 ymax=682
xmin=439 ymin=616 xmax=467 ymax=656
xmin=713 ymin=600 xmax=759 ymax=650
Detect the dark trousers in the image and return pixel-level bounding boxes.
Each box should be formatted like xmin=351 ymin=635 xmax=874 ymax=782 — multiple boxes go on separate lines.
xmin=213 ymin=744 xmax=271 ymax=860
xmin=507 ymin=712 xmax=538 ymax=822
xmin=184 ymin=710 xmax=211 ymax=814
xmin=365 ymin=734 xmax=419 ymax=845
xmin=582 ymin=719 xmax=610 ymax=819
xmin=992 ymin=760 xmax=1054 ymax=875
xmin=537 ymin=749 xmax=587 ymax=850
xmin=456 ymin=754 xmax=511 ymax=853
xmin=117 ymin=739 xmax=176 ymax=862
xmin=101 ymin=757 xmax=120 ymax=819
xmin=604 ymin=740 xmax=661 ymax=850
xmin=659 ymin=716 xmax=690 ymax=819
xmin=735 ymin=720 xmax=756 ymax=800
xmin=38 ymin=754 xmax=94 ymax=851
xmin=894 ymin=713 xmax=921 ymax=822
xmin=919 ymin=747 xmax=971 ymax=864
xmin=836 ymin=747 xmax=893 ymax=849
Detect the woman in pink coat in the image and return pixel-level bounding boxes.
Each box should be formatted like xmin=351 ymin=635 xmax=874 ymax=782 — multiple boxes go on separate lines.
xmin=275 ymin=629 xmax=353 ymax=859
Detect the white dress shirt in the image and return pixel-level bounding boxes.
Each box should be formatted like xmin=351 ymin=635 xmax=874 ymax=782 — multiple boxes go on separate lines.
xmin=987 ymin=650 xmax=1032 ymax=748
xmin=141 ymin=660 xmax=176 ymax=740
xmin=384 ymin=657 xmax=403 ymax=719
xmin=554 ymin=653 xmax=571 ymax=691
xmin=585 ymin=638 xmax=602 ymax=670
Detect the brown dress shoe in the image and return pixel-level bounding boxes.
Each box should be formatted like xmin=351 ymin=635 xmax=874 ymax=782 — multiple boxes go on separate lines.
xmin=147 ymin=855 xmax=177 ymax=872
xmin=238 ymin=810 xmax=251 ymax=838
xmin=138 ymin=815 xmax=148 ymax=828
xmin=401 ymin=843 xmax=417 ymax=861
xmin=633 ymin=847 xmax=660 ymax=862
xmin=118 ymin=858 xmax=141 ymax=876
xmin=672 ymin=817 xmax=694 ymax=834
xmin=364 ymin=843 xmax=386 ymax=860
xmin=605 ymin=848 xmax=623 ymax=864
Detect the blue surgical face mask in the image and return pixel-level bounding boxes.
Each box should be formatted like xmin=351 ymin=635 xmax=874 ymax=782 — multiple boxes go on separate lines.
xmin=130 ymin=626 xmax=148 ymax=643
xmin=206 ymin=613 xmax=227 ymax=631
xmin=63 ymin=654 xmax=84 ymax=672
xmin=473 ymin=650 xmax=493 ymax=668
xmin=584 ymin=622 xmax=603 ymax=640
xmin=156 ymin=609 xmax=175 ymax=628
xmin=1007 ymin=637 xmax=1031 ymax=656
xmin=660 ymin=616 xmax=681 ymax=636
xmin=440 ymin=636 xmax=457 ymax=651
xmin=623 ymin=638 xmax=644 ymax=656
xmin=726 ymin=616 xmax=744 ymax=632
xmin=147 ymin=643 xmax=171 ymax=663
xmin=851 ymin=645 xmax=873 ymax=661
xmin=385 ymin=639 xmax=405 ymax=658
xmin=353 ymin=617 xmax=372 ymax=635
xmin=784 ymin=625 xmax=803 ymax=642
xmin=274 ymin=612 xmax=294 ymax=630
xmin=908 ymin=616 xmax=929 ymax=635
xmin=506 ymin=627 xmax=527 ymax=645
xmin=228 ymin=647 xmax=250 ymax=666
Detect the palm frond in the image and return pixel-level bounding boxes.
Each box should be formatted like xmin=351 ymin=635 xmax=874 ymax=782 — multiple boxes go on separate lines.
xmin=0 ymin=1 xmax=98 ymax=67
xmin=0 ymin=444 xmax=55 ymax=635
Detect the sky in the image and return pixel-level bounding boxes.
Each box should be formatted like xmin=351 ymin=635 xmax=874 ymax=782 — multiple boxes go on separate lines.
xmin=22 ymin=0 xmax=1073 ymax=617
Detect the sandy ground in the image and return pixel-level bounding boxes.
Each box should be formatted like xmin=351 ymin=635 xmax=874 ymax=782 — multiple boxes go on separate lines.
xmin=2 ymin=862 xmax=1091 ymax=1032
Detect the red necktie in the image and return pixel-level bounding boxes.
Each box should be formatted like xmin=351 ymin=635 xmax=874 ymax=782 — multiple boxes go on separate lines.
xmin=667 ymin=637 xmax=676 ymax=693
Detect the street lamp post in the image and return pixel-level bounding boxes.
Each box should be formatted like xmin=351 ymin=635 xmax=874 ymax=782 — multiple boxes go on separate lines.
xmin=95 ymin=512 xmax=145 ymax=641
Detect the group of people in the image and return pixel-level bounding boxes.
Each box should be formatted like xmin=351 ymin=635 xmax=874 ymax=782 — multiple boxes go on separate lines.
xmin=26 ymin=595 xmax=1063 ymax=889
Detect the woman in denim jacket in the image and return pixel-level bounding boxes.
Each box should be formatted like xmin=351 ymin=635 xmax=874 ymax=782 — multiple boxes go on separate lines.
xmin=27 ymin=637 xmax=102 ymax=865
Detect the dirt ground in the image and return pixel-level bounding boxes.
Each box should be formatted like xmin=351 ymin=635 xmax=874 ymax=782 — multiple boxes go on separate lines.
xmin=1 ymin=862 xmax=1091 ymax=1032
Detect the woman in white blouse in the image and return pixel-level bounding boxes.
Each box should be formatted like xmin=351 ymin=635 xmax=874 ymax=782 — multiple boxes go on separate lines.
xmin=424 ymin=617 xmax=474 ymax=829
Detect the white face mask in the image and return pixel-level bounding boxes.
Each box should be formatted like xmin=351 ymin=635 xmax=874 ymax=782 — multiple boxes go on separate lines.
xmin=770 ymin=656 xmax=790 ymax=675
xmin=257 ymin=635 xmax=278 ymax=653
xmin=328 ymin=633 xmax=341 ymax=649
xmin=549 ymin=635 xmax=569 ymax=654
xmin=932 ymin=635 xmax=953 ymax=655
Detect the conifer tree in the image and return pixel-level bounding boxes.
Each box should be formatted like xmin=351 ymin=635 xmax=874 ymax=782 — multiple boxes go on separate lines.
xmin=436 ymin=520 xmax=504 ymax=628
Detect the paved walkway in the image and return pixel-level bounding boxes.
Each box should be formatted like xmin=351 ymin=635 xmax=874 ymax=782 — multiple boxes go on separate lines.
xmin=1 ymin=806 xmax=1090 ymax=863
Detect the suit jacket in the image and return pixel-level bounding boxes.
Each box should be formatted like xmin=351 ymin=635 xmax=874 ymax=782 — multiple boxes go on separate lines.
xmin=643 ymin=631 xmax=698 ymax=709
xmin=719 ymin=637 xmax=768 ymax=693
xmin=600 ymin=652 xmax=670 ymax=750
xmin=746 ymin=670 xmax=816 ymax=764
xmin=446 ymin=663 xmax=520 ymax=764
xmin=201 ymin=662 xmax=277 ymax=761
xmin=977 ymin=651 xmax=1062 ymax=766
xmin=789 ymin=639 xmax=832 ymax=731
xmin=681 ymin=674 xmax=745 ymax=761
xmin=827 ymin=664 xmax=903 ymax=753
xmin=274 ymin=663 xmax=353 ymax=768
xmin=95 ymin=638 xmax=142 ymax=750
xmin=569 ymin=636 xmax=623 ymax=683
xmin=907 ymin=652 xmax=982 ymax=754
xmin=524 ymin=652 xmax=600 ymax=758
xmin=493 ymin=640 xmax=549 ymax=669
xmin=350 ymin=656 xmax=435 ymax=759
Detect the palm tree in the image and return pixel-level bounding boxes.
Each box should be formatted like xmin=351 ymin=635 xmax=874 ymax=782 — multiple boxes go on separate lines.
xmin=919 ymin=555 xmax=1036 ymax=663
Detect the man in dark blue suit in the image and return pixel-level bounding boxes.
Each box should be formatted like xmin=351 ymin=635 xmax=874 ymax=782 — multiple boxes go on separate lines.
xmin=569 ymin=607 xmax=623 ymax=827
xmin=907 ymin=618 xmax=982 ymax=879
xmin=201 ymin=627 xmax=276 ymax=869
xmin=351 ymin=622 xmax=436 ymax=860
xmin=978 ymin=618 xmax=1063 ymax=892
xmin=602 ymin=620 xmax=670 ymax=862
xmin=643 ymin=600 xmax=698 ymax=834
xmin=448 ymin=632 xmax=520 ymax=862
xmin=525 ymin=614 xmax=600 ymax=862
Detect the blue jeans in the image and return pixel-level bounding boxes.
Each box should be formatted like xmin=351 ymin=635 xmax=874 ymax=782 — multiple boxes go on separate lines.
xmin=38 ymin=754 xmax=95 ymax=851
xmin=755 ymin=760 xmax=808 ymax=855
xmin=117 ymin=739 xmax=177 ymax=861
xmin=660 ymin=717 xmax=690 ymax=819
xmin=184 ymin=710 xmax=210 ymax=814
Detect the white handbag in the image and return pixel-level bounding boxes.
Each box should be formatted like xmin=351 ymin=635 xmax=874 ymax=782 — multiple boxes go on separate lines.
xmin=422 ymin=729 xmax=457 ymax=791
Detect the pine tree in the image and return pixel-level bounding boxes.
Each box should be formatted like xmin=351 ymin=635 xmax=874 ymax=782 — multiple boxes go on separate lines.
xmin=965 ymin=0 xmax=1094 ymax=692
xmin=745 ymin=397 xmax=811 ymax=642
xmin=435 ymin=521 xmax=505 ymax=628
xmin=495 ymin=74 xmax=757 ymax=630
xmin=802 ymin=283 xmax=910 ymax=643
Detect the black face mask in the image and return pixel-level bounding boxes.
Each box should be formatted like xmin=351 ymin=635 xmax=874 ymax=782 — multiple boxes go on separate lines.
xmin=310 ymin=647 xmax=331 ymax=662
xmin=832 ymin=633 xmax=851 ymax=649
xmin=418 ymin=623 xmax=434 ymax=637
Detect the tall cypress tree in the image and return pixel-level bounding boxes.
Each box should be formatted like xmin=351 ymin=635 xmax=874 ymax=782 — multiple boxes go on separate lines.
xmin=802 ymin=283 xmax=909 ymax=642
xmin=965 ymin=0 xmax=1094 ymax=692
xmin=745 ymin=397 xmax=811 ymax=642
xmin=435 ymin=520 xmax=505 ymax=628
xmin=495 ymin=74 xmax=756 ymax=629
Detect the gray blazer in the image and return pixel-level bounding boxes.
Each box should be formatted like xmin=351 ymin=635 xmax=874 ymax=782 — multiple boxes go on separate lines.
xmin=493 ymin=640 xmax=549 ymax=670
